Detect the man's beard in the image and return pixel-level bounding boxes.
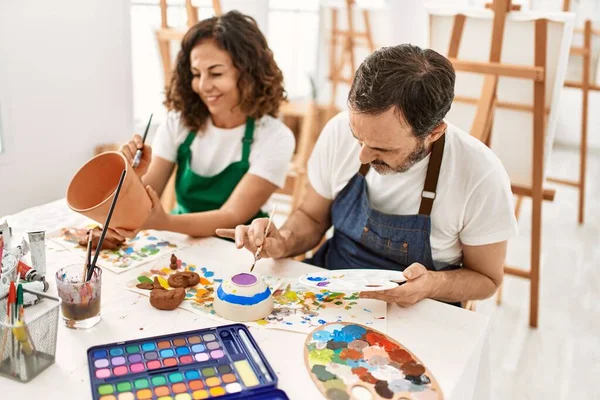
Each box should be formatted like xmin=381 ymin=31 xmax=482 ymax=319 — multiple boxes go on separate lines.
xmin=370 ymin=139 xmax=430 ymax=175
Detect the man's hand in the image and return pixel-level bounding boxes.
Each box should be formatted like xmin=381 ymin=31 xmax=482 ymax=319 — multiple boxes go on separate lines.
xmin=216 ymin=218 xmax=292 ymax=260
xmin=359 ymin=263 xmax=432 ymax=307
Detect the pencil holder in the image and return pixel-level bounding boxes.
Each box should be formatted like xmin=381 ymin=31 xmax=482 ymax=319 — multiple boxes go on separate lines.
xmin=0 ymin=289 xmax=62 ymax=382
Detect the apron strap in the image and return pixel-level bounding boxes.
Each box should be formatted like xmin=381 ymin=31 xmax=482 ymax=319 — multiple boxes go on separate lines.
xmin=418 ymin=133 xmax=446 ymax=216
xmin=178 ymin=130 xmax=197 ymax=162
xmin=241 ymin=118 xmax=255 ymax=163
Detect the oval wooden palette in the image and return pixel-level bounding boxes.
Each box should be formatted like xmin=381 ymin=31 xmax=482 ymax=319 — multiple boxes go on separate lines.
xmin=304 ymin=322 xmax=443 ymax=400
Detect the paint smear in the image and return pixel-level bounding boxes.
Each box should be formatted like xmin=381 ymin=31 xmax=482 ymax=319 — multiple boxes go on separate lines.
xmin=351 ymin=367 xmax=378 ymax=385
xmin=389 ymin=348 xmax=412 ymax=364
xmin=311 ymin=365 xmax=337 ymax=382
xmin=374 ymin=380 xmax=394 ymax=399
xmin=365 ymin=332 xmax=399 ymax=352
xmin=309 ymin=349 xmax=335 ymax=365
xmin=339 ymin=348 xmax=362 ymax=361
xmin=348 ymin=340 xmax=369 ymax=352
xmin=307 ymin=276 xmax=327 ymax=282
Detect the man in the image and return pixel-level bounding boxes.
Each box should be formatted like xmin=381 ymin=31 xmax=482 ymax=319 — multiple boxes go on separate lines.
xmin=216 ymin=44 xmax=518 ymax=307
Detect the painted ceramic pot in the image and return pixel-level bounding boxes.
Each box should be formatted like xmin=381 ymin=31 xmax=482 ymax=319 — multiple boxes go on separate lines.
xmin=66 ymin=151 xmax=151 ymax=231
xmin=213 ymin=273 xmax=273 ymax=322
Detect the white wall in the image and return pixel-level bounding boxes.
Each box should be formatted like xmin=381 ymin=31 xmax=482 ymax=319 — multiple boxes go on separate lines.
xmin=0 ymin=0 xmax=134 ymax=216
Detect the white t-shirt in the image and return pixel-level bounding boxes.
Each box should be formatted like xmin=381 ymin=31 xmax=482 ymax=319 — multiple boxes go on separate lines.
xmin=152 ymin=111 xmax=296 ymax=188
xmin=307 ymin=111 xmax=518 ymax=268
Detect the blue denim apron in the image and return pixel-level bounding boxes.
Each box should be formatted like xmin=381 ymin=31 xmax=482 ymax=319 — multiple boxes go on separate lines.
xmin=306 ymin=134 xmax=462 ymax=306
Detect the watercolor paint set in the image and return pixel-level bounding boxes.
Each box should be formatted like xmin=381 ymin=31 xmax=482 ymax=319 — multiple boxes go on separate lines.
xmin=87 ymin=324 xmax=288 ymax=400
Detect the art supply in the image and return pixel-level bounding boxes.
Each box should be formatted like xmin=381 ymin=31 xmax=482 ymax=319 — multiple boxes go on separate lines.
xmin=27 ymin=231 xmax=46 ymax=277
xmin=56 ymin=264 xmax=102 ymax=329
xmin=0 ymin=287 xmax=62 ymax=382
xmin=87 ymin=168 xmax=127 ymax=282
xmin=305 ymin=322 xmax=443 ymax=400
xmin=0 ymin=221 xmax=11 ymax=250
xmin=213 ymin=273 xmax=274 ymax=322
xmin=250 ymin=205 xmax=277 ymax=273
xmin=0 ymin=232 xmax=4 ymax=273
xmin=17 ymin=260 xmax=43 ymax=282
xmin=132 ymin=113 xmax=153 ymax=168
xmin=21 ymin=280 xmax=49 ymax=293
xmin=298 ymin=269 xmax=407 ymax=292
xmin=5 ymin=237 xmax=29 ymax=261
xmin=86 ymin=323 xmax=288 ymax=400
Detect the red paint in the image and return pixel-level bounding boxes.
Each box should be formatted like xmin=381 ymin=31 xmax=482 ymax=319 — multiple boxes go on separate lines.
xmin=164 ymin=357 xmax=177 ymax=367
xmin=352 ymin=367 xmax=378 ymax=384
xmin=365 ymin=332 xmax=399 ymax=352
xmin=113 ymin=366 xmax=128 ymax=376
xmin=180 ymin=355 xmax=193 ymax=364
xmin=389 ymin=349 xmax=412 ymax=364
xmin=340 ymin=348 xmax=363 ymax=361
xmin=147 ymin=360 xmax=161 ymax=369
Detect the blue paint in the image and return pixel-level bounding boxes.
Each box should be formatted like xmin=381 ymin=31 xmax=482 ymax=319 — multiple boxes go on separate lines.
xmin=124 ymin=247 xmax=134 ymax=254
xmin=322 ymin=324 xmax=345 ymax=334
xmin=318 ymin=319 xmax=327 ymax=325
xmin=191 ymin=344 xmax=205 ymax=353
xmin=312 ymin=330 xmax=333 ymax=342
xmin=185 ymin=370 xmax=200 ymax=380
xmin=160 ymin=349 xmax=174 ymax=357
xmin=176 ymin=347 xmax=190 ymax=355
xmin=141 ymin=343 xmax=155 ymax=351
xmin=307 ymin=276 xmax=327 ymax=282
xmin=147 ymin=236 xmax=158 ymax=240
xmin=216 ymin=285 xmax=271 ymax=305
xmin=93 ymin=350 xmax=107 ymax=359
xmin=363 ymin=308 xmax=371 ymax=313
xmin=157 ymin=241 xmax=169 ymax=247
xmin=201 ymin=267 xmax=214 ymax=278
xmin=109 ymin=348 xmax=124 ymax=356
xmin=284 ymin=322 xmax=293 ymax=325
xmin=214 ymin=279 xmax=223 ymax=283
xmin=341 ymin=324 xmax=367 ymax=341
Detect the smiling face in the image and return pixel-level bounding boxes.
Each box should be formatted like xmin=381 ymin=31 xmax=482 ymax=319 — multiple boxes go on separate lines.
xmin=349 ymin=108 xmax=445 ymax=175
xmin=190 ymin=39 xmax=241 ymax=124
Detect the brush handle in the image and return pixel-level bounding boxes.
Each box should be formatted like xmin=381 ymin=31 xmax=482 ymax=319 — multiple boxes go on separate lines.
xmin=132 ymin=114 xmax=153 ymax=169
xmin=88 ymin=169 xmax=127 ymax=280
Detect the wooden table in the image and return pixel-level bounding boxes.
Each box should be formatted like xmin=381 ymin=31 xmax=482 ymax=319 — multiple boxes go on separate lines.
xmin=1 ymin=199 xmax=492 ymax=399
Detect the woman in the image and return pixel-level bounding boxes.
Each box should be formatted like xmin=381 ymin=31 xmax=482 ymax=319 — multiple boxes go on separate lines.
xmin=115 ymin=11 xmax=294 ymax=239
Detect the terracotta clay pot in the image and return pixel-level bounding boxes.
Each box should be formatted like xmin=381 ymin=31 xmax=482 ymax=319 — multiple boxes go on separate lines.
xmin=66 ymin=151 xmax=151 ymax=231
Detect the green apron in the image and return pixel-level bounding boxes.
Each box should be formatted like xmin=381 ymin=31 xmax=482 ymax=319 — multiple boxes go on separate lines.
xmin=172 ymin=117 xmax=268 ymax=223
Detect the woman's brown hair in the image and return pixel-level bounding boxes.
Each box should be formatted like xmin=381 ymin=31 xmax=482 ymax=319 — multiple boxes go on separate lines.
xmin=164 ymin=11 xmax=287 ymax=131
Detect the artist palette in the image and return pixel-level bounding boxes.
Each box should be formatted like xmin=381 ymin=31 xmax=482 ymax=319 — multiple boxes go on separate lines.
xmin=87 ymin=324 xmax=288 ymax=400
xmin=304 ymin=322 xmax=443 ymax=400
xmin=298 ymin=269 xmax=406 ymax=292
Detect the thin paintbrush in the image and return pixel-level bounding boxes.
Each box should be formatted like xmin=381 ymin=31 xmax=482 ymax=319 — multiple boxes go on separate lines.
xmin=250 ymin=205 xmax=278 ymax=273
xmin=83 ymin=229 xmax=93 ymax=281
xmin=87 ymin=169 xmax=127 ymax=281
xmin=132 ymin=114 xmax=153 ymax=168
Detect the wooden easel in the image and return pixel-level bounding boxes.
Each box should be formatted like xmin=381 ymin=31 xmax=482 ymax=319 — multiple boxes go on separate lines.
xmin=327 ymin=0 xmax=376 ymax=120
xmin=156 ymin=0 xmax=223 ymax=89
xmin=445 ymin=0 xmax=555 ymax=327
xmin=545 ymin=0 xmax=598 ymax=224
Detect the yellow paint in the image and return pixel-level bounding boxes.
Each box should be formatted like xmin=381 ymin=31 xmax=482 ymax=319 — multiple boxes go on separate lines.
xmin=195 ymin=289 xmax=209 ymax=297
xmin=136 ymin=389 xmax=152 ymax=399
xmin=209 ymin=387 xmax=226 ymax=396
xmin=156 ymin=276 xmax=170 ymax=289
xmin=234 ymin=360 xmax=259 ymax=387
xmin=99 ymin=396 xmax=116 ymax=400
xmin=157 ymin=397 xmax=173 ymax=400
xmin=205 ymin=377 xmax=220 ymax=387
xmin=161 ymin=267 xmax=172 ymax=275
xmin=284 ymin=291 xmax=298 ymax=302
xmin=256 ymin=319 xmax=268 ymax=326
xmin=175 ymin=394 xmax=192 ymax=400
xmin=305 ymin=292 xmax=315 ymax=299
xmin=192 ymin=390 xmax=209 ymax=400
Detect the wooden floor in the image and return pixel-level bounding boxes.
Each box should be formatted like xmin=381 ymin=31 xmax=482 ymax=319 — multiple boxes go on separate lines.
xmin=476 ymin=144 xmax=600 ymax=400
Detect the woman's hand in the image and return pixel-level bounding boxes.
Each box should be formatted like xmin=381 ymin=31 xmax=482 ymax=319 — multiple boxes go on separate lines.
xmin=119 ymin=134 xmax=152 ymax=177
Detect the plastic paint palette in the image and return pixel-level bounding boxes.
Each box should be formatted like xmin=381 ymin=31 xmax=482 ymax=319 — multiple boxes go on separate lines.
xmin=298 ymin=269 xmax=407 ymax=292
xmin=86 ymin=324 xmax=288 ymax=400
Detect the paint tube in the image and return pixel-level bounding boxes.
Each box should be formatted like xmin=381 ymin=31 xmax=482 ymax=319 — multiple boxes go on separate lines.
xmin=17 ymin=260 xmax=43 ymax=282
xmin=4 ymin=237 xmax=29 ymax=260
xmin=21 ymin=280 xmax=49 ymax=293
xmin=0 ymin=221 xmax=11 ymax=249
xmin=27 ymin=231 xmax=46 ymax=277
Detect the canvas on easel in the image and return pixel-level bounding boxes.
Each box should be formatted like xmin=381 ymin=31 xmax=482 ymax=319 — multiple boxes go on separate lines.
xmin=427 ymin=1 xmax=574 ymax=327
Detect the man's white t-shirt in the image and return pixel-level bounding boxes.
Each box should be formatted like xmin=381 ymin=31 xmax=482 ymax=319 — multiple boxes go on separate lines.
xmin=152 ymin=111 xmax=296 ymax=189
xmin=307 ymin=111 xmax=518 ymax=268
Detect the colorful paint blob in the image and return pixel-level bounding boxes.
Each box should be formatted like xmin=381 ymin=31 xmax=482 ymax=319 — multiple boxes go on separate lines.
xmin=305 ymin=322 xmax=443 ymax=399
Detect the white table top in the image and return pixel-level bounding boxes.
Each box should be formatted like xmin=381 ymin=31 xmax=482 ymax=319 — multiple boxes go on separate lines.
xmin=1 ymin=200 xmax=491 ymax=400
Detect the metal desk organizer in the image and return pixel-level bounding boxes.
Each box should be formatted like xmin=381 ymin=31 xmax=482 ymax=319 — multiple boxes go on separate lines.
xmin=0 ymin=288 xmax=61 ymax=382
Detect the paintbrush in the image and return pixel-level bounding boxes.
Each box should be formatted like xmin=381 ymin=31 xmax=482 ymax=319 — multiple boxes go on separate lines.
xmin=132 ymin=114 xmax=153 ymax=168
xmin=83 ymin=229 xmax=93 ymax=281
xmin=87 ymin=169 xmax=127 ymax=281
xmin=250 ymin=205 xmax=278 ymax=273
